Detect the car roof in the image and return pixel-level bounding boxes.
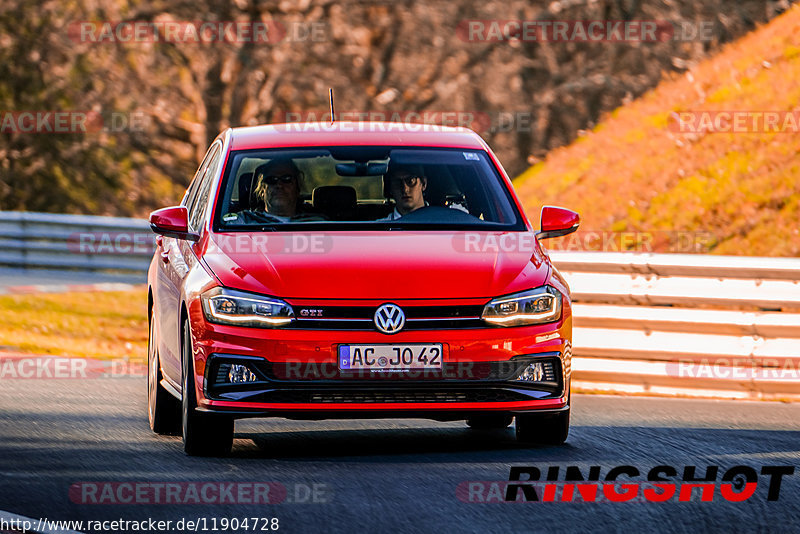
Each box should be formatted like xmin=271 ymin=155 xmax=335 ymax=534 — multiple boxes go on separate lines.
xmin=228 ymin=122 xmax=489 ymax=151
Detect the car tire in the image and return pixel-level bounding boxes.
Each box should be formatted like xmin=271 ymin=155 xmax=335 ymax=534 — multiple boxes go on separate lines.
xmin=148 ymin=313 xmax=180 ymax=435
xmin=466 ymin=413 xmax=513 ymax=429
xmin=515 ymin=408 xmax=570 ymax=445
xmin=182 ymin=321 xmax=234 ymax=456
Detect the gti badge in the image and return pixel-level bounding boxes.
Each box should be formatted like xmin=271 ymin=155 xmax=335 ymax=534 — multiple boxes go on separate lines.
xmin=374 ymin=303 xmax=405 ymax=334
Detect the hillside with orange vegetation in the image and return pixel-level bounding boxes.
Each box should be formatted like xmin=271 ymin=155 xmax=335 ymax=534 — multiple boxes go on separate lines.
xmin=514 ymin=6 xmax=800 ymax=257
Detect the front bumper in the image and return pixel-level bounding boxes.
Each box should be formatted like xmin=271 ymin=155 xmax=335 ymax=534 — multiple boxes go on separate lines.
xmin=198 ymin=351 xmax=568 ymax=420
xmin=187 ymin=300 xmax=573 ymax=420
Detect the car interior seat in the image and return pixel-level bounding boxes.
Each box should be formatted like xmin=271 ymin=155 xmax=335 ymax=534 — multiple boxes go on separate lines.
xmin=230 ymin=172 xmax=254 ymax=211
xmin=312 ymin=185 xmax=357 ymax=221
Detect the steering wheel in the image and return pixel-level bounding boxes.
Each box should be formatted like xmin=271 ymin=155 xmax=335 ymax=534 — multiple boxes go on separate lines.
xmin=396 ymin=205 xmax=482 ymax=223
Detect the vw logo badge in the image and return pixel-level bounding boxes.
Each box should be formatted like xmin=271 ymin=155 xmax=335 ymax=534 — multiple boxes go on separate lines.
xmin=374 ymin=303 xmax=405 ymax=334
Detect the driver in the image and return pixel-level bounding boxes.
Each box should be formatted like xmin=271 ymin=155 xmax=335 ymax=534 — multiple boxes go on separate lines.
xmin=377 ymin=163 xmax=428 ymax=221
xmin=252 ymin=158 xmax=304 ymax=221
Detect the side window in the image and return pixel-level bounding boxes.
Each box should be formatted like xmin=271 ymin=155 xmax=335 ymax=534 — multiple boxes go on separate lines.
xmin=183 ymin=143 xmax=218 ymax=211
xmin=189 ymin=144 xmax=222 ymax=232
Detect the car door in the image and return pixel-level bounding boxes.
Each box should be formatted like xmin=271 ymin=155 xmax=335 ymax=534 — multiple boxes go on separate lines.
xmin=156 ymin=142 xmax=221 ymax=386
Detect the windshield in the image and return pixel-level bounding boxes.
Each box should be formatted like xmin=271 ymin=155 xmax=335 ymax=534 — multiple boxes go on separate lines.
xmin=213 ymin=147 xmax=525 ymax=231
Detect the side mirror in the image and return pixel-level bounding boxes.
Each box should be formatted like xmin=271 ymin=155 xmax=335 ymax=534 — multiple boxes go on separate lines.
xmin=149 ymin=206 xmax=200 ymax=242
xmin=537 ymin=206 xmax=580 ymax=240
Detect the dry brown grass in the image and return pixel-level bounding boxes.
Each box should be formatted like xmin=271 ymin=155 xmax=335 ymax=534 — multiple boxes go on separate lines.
xmin=0 ymin=289 xmax=147 ymax=363
xmin=514 ymin=7 xmax=800 ymax=256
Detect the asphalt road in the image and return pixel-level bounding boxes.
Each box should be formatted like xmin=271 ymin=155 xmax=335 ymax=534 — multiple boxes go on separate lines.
xmin=0 ymin=377 xmax=798 ymax=534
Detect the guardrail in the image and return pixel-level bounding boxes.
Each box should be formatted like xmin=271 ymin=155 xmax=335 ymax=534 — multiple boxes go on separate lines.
xmin=549 ymin=251 xmax=800 ymax=400
xmin=0 ymin=212 xmax=153 ymax=273
xmin=1 ymin=212 xmax=797 ymax=400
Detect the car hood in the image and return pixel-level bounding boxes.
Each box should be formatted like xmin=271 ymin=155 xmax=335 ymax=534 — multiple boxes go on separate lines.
xmin=202 ymin=231 xmax=549 ymax=300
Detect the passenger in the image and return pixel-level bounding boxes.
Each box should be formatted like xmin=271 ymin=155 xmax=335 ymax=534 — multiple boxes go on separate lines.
xmin=377 ymin=163 xmax=428 ymax=221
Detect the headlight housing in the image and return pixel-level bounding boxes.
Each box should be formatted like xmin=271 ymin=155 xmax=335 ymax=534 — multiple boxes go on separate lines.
xmin=201 ymin=287 xmax=295 ymax=328
xmin=481 ymin=286 xmax=562 ymax=327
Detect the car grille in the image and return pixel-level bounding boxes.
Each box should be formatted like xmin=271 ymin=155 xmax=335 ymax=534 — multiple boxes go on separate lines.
xmin=211 ymin=357 xmax=562 ymax=384
xmin=206 ymin=355 xmax=565 ymax=404
xmin=287 ymin=304 xmax=486 ymax=330
xmin=260 ymin=361 xmax=529 ymax=381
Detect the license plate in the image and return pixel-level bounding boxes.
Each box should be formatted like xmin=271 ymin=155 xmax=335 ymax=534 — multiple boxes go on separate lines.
xmin=338 ymin=344 xmax=443 ymax=371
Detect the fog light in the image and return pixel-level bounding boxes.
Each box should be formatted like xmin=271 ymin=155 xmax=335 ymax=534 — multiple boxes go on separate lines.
xmin=515 ymin=360 xmax=556 ymax=382
xmin=228 ymin=364 xmax=258 ymax=384
xmin=517 ymin=362 xmax=544 ymax=381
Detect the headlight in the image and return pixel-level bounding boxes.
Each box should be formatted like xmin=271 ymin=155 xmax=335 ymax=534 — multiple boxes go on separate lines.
xmin=201 ymin=287 xmax=295 ymax=327
xmin=481 ymin=286 xmax=562 ymax=327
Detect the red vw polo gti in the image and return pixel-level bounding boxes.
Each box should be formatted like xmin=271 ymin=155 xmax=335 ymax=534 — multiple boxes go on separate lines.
xmin=147 ymin=122 xmax=579 ymax=455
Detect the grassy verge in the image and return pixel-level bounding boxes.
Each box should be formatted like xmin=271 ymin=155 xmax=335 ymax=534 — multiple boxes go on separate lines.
xmin=514 ymin=7 xmax=800 ymax=256
xmin=0 ymin=289 xmax=148 ymax=363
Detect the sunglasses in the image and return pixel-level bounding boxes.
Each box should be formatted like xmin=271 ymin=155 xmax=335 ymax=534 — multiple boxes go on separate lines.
xmin=390 ymin=176 xmax=422 ymax=189
xmin=261 ymin=174 xmax=297 ymax=185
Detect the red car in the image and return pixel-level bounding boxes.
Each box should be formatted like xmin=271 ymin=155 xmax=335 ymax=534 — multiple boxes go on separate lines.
xmin=147 ymin=122 xmax=579 ymax=455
